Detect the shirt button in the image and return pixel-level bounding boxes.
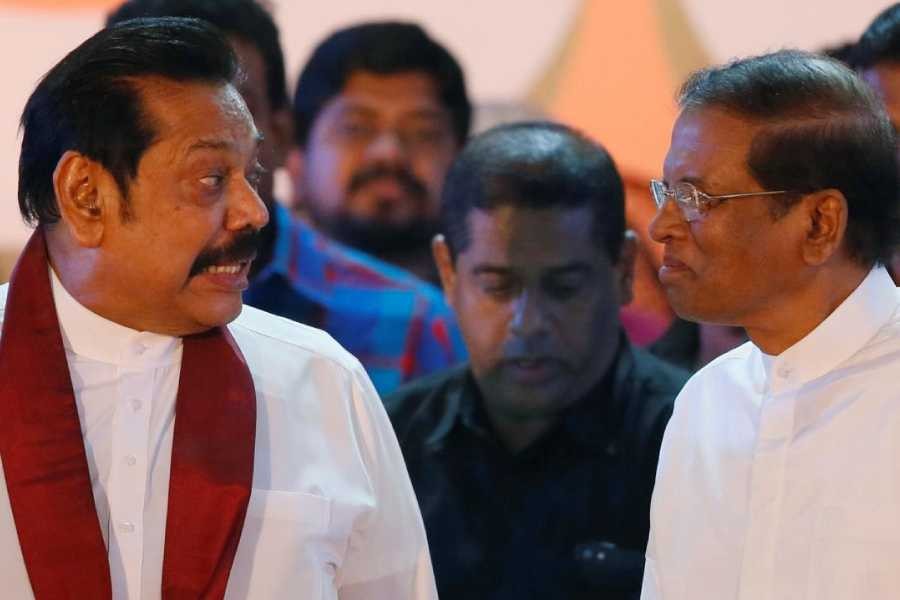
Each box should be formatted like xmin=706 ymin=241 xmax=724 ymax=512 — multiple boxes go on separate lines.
xmin=119 ymin=521 xmax=135 ymax=533
xmin=777 ymin=365 xmax=793 ymax=378
xmin=130 ymin=398 xmax=142 ymax=411
xmin=125 ymin=455 xmax=137 ymax=466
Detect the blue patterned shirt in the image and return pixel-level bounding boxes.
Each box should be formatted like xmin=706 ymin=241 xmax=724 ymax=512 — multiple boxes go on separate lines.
xmin=244 ymin=204 xmax=467 ymax=394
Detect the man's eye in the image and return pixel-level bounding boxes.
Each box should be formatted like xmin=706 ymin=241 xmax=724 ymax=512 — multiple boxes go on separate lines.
xmin=338 ymin=122 xmax=375 ymax=139
xmin=199 ymin=174 xmax=224 ymax=188
xmin=545 ymin=282 xmax=581 ymax=300
xmin=404 ymin=127 xmax=447 ymax=147
xmin=543 ymin=273 xmax=588 ymax=300
xmin=481 ymin=279 xmax=517 ymax=299
xmin=246 ymin=164 xmax=267 ymax=190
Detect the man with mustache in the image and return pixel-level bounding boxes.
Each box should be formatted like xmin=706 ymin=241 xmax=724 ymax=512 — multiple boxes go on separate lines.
xmin=291 ymin=21 xmax=470 ymax=284
xmin=385 ymin=122 xmax=688 ymax=599
xmin=641 ymin=50 xmax=900 ymax=600
xmin=108 ymin=1 xmax=466 ymax=395
xmin=0 ymin=17 xmax=435 ymax=598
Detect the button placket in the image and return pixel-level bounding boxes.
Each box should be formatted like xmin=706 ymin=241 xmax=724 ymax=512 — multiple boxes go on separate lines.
xmin=738 ymin=387 xmax=796 ymax=600
xmin=108 ymin=367 xmax=153 ymax=598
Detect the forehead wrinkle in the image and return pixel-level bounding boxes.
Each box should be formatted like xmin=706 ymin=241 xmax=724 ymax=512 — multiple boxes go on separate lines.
xmin=183 ymin=131 xmax=264 ymax=157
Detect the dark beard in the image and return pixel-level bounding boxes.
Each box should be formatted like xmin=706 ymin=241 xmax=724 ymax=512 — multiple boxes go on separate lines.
xmin=323 ymin=215 xmax=439 ymax=256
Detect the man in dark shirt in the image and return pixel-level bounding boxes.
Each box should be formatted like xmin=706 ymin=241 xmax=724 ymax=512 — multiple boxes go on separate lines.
xmin=386 ymin=121 xmax=688 ymax=599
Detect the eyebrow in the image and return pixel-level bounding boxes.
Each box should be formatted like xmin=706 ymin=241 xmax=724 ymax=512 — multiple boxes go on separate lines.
xmin=471 ymin=265 xmax=512 ymax=276
xmin=185 ymin=133 xmax=264 ymax=156
xmin=545 ymin=263 xmax=593 ymax=276
xmin=336 ymin=103 xmax=448 ymax=121
xmin=670 ymin=175 xmax=706 ymax=187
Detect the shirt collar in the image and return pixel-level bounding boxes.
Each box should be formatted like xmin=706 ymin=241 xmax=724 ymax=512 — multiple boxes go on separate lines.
xmin=426 ymin=337 xmax=627 ymax=452
xmin=762 ymin=266 xmax=898 ymax=389
xmin=51 ymin=266 xmax=181 ymax=367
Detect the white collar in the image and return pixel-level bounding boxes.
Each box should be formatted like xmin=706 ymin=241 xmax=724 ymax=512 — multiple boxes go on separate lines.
xmin=51 ymin=266 xmax=181 ymax=368
xmin=755 ymin=266 xmax=899 ymax=388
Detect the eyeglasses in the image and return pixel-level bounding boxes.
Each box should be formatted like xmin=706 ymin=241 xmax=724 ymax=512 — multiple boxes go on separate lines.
xmin=650 ymin=179 xmax=793 ymax=222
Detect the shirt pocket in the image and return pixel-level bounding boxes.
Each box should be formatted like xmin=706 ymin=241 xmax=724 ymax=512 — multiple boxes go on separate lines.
xmin=806 ymin=503 xmax=900 ymax=600
xmin=225 ymin=489 xmax=336 ymax=599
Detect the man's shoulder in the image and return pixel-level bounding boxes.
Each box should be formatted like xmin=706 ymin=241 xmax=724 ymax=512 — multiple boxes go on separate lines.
xmin=229 ymin=303 xmax=363 ymax=376
xmin=383 ymin=364 xmax=469 ymax=440
xmin=628 ymin=345 xmax=691 ymax=397
xmin=615 ymin=345 xmax=689 ymax=438
xmin=689 ymin=340 xmax=755 ymax=382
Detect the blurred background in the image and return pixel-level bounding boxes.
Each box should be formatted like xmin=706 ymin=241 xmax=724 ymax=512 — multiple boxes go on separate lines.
xmin=0 ymin=0 xmax=890 ymax=282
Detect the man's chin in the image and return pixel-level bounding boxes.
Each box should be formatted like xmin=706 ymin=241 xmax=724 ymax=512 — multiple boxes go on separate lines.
xmin=324 ymin=216 xmax=438 ymax=255
xmin=180 ymin=297 xmax=244 ymax=335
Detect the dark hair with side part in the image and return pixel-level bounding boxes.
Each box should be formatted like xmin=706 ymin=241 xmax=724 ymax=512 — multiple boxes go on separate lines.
xmin=106 ymin=0 xmax=288 ymax=111
xmin=678 ymin=49 xmax=900 ymax=267
xmin=850 ymin=3 xmax=900 ymax=70
xmin=441 ymin=121 xmax=625 ymax=262
xmin=293 ymin=21 xmax=471 ymax=146
xmin=18 ymin=17 xmax=238 ymax=225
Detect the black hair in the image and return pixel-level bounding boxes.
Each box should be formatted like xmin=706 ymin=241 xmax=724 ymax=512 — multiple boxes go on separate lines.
xmin=293 ymin=21 xmax=470 ymax=146
xmin=106 ymin=0 xmax=287 ymax=111
xmin=851 ymin=3 xmax=900 ymax=69
xmin=441 ymin=121 xmax=625 ymax=261
xmin=18 ymin=17 xmax=237 ymax=226
xmin=678 ymin=49 xmax=899 ymax=267
xmin=820 ymin=41 xmax=856 ymax=65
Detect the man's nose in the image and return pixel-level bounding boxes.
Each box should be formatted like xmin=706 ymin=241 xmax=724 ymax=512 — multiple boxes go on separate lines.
xmin=364 ymin=129 xmax=408 ymax=165
xmin=648 ymin=196 xmax=684 ymax=244
xmin=226 ymin=181 xmax=269 ymax=232
xmin=509 ymin=290 xmax=550 ymax=338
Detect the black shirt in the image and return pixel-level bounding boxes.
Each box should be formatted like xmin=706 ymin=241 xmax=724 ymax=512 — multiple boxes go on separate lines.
xmin=385 ymin=341 xmax=688 ymax=600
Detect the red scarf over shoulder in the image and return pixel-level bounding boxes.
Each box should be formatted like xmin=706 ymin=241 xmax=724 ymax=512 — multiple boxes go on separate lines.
xmin=0 ymin=229 xmax=256 ymax=599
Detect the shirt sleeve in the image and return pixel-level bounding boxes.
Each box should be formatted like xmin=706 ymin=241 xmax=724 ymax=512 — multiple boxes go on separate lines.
xmin=335 ymin=363 xmax=438 ymax=600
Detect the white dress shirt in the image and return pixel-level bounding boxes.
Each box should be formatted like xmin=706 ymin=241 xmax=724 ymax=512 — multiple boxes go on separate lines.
xmin=0 ymin=271 xmax=437 ymax=599
xmin=641 ymin=266 xmax=900 ymax=600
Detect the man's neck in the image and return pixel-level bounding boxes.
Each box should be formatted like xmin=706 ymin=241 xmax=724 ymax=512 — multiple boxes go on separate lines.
xmin=375 ymin=246 xmax=439 ymax=285
xmin=744 ymin=261 xmax=870 ymax=356
xmin=489 ymin=414 xmax=559 ymax=455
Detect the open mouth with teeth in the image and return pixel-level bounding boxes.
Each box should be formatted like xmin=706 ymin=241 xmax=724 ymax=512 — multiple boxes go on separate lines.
xmin=196 ymin=260 xmax=253 ymax=291
xmin=204 ymin=262 xmax=247 ymax=275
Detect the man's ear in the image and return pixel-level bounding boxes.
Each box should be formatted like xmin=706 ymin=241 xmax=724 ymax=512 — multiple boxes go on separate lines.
xmin=801 ymin=189 xmax=847 ymax=266
xmin=52 ymin=150 xmax=113 ymax=248
xmin=615 ymin=230 xmax=638 ymax=306
xmin=432 ymin=234 xmax=457 ymax=308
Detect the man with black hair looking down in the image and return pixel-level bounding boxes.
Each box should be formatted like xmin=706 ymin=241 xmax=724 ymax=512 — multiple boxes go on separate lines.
xmin=387 ymin=121 xmax=687 ymax=599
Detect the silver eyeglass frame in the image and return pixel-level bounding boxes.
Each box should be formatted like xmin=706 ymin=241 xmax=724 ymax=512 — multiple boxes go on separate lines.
xmin=650 ymin=179 xmax=793 ymax=222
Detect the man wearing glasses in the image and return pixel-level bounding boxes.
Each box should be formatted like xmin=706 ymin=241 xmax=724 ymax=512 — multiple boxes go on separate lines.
xmin=641 ymin=50 xmax=900 ymax=600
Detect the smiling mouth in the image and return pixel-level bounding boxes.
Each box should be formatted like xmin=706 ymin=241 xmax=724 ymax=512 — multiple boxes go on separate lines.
xmin=203 ymin=261 xmax=249 ymax=275
xmin=196 ymin=260 xmax=253 ymax=291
